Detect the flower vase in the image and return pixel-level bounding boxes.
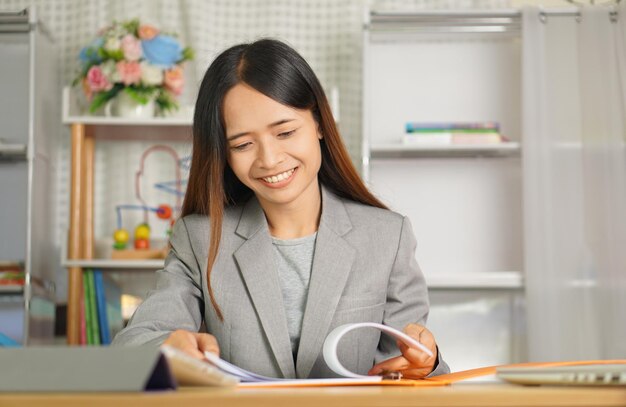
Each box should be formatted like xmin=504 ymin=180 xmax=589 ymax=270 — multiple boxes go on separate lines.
xmin=105 ymin=91 xmax=155 ymax=119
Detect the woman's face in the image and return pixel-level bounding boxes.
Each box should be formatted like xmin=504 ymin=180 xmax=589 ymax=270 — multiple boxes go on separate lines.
xmin=223 ymin=83 xmax=322 ymax=208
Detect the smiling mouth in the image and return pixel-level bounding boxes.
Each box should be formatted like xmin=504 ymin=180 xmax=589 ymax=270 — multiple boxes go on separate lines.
xmin=259 ymin=167 xmax=297 ymax=184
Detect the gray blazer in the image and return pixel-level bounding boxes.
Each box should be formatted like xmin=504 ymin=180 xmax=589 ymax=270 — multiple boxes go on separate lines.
xmin=112 ymin=185 xmax=449 ymax=378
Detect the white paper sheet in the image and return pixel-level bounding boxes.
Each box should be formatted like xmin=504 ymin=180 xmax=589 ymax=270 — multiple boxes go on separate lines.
xmin=323 ymin=322 xmax=434 ymax=378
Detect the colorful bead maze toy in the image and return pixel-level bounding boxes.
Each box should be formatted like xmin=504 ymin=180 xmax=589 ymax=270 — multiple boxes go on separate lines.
xmin=111 ymin=145 xmax=188 ymax=260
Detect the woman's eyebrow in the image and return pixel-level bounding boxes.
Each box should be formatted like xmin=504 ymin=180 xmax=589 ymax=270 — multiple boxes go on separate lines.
xmin=227 ymin=118 xmax=296 ymax=141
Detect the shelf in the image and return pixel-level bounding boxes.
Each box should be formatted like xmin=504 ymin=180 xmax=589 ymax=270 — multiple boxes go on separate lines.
xmin=370 ymin=142 xmax=521 ymax=158
xmin=62 ymin=86 xmax=193 ymax=126
xmin=0 ymin=285 xmax=24 ymax=294
xmin=551 ymin=141 xmax=625 ymax=150
xmin=0 ymin=143 xmax=27 ymax=160
xmin=62 ymin=116 xmax=192 ymax=126
xmin=369 ymin=9 xmax=522 ymax=36
xmin=426 ymin=271 xmax=523 ymax=290
xmin=62 ymin=259 xmax=164 ymax=270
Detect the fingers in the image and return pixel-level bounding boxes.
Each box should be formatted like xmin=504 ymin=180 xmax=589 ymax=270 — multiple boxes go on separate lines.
xmin=399 ymin=366 xmax=436 ymax=380
xmin=398 ymin=326 xmax=436 ymax=365
xmin=196 ymin=333 xmax=220 ymax=357
xmin=162 ymin=329 xmax=220 ymax=360
xmin=369 ymin=324 xmax=439 ymax=377
xmin=368 ymin=355 xmax=410 ymax=375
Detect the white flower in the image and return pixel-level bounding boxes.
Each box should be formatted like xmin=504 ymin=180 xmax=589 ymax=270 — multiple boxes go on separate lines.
xmin=107 ymin=24 xmax=126 ymax=39
xmin=140 ymin=62 xmax=164 ymax=86
xmin=104 ymin=37 xmax=121 ymax=52
xmin=100 ymin=60 xmax=120 ymax=83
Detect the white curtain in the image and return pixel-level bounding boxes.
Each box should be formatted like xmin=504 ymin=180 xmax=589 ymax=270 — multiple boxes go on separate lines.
xmin=523 ymin=3 xmax=626 ymax=361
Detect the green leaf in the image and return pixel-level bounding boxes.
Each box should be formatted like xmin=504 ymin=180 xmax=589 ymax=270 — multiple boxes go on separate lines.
xmin=123 ymin=86 xmax=160 ymax=105
xmin=89 ymin=85 xmax=122 ymax=113
xmin=101 ymin=48 xmax=124 ymax=61
xmin=124 ymin=87 xmax=148 ymax=104
xmin=181 ymin=47 xmax=195 ymax=61
xmin=155 ymin=89 xmax=179 ymax=113
xmin=89 ymin=93 xmax=111 ymax=113
xmin=123 ymin=18 xmax=140 ymax=36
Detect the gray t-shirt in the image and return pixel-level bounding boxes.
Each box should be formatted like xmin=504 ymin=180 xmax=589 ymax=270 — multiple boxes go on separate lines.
xmin=271 ymin=232 xmax=317 ymax=361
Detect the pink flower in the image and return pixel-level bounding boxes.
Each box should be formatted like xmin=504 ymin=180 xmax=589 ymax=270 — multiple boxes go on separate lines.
xmin=121 ymin=34 xmax=142 ymax=61
xmin=86 ymin=65 xmax=112 ymax=93
xmin=164 ymin=65 xmax=184 ymax=95
xmin=138 ymin=25 xmax=159 ymax=40
xmin=116 ymin=61 xmax=142 ymax=85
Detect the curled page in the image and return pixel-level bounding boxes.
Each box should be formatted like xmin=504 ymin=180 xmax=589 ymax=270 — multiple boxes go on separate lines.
xmin=323 ymin=322 xmax=434 ymax=378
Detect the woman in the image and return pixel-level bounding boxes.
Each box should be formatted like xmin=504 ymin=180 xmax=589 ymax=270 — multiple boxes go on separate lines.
xmin=113 ymin=39 xmax=449 ymax=379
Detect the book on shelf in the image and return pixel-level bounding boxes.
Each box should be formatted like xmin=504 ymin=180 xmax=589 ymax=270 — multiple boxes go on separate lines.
xmin=87 ymin=270 xmax=101 ymax=345
xmin=80 ymin=269 xmax=123 ymax=345
xmin=94 ymin=270 xmax=123 ymax=344
xmin=0 ymin=332 xmax=20 ymax=347
xmin=0 ymin=262 xmax=24 ymax=286
xmin=94 ymin=270 xmax=110 ymax=344
xmin=402 ymin=122 xmax=506 ymax=146
xmin=405 ymin=121 xmax=500 ymax=132
xmin=82 ymin=272 xmax=94 ymax=345
xmin=79 ymin=283 xmax=87 ymax=345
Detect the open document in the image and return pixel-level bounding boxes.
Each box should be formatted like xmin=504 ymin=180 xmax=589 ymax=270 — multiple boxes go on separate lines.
xmin=162 ymin=322 xmax=442 ymax=388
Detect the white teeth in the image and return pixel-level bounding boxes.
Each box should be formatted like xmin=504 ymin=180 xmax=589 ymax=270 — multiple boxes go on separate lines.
xmin=262 ymin=168 xmax=295 ymax=184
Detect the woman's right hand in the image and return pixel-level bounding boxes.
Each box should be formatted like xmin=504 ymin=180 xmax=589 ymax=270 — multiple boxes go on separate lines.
xmin=162 ymin=329 xmax=220 ymax=360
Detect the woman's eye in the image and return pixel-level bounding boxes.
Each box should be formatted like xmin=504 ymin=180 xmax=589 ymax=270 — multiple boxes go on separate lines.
xmin=278 ymin=129 xmax=296 ymax=138
xmin=232 ymin=142 xmax=251 ymax=151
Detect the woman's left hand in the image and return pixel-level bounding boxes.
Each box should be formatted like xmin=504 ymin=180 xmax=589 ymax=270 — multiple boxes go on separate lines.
xmin=368 ymin=323 xmax=438 ymax=379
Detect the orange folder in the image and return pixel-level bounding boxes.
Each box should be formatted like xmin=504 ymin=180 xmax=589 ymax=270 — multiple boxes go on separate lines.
xmin=238 ymin=360 xmax=626 ymax=388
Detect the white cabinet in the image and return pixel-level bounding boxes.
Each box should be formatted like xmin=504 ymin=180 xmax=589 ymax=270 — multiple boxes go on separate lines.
xmin=0 ymin=8 xmax=58 ymax=345
xmin=362 ymin=9 xmax=526 ymax=370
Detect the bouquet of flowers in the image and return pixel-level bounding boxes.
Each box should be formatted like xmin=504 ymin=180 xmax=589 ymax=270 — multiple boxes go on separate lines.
xmin=74 ymin=19 xmax=194 ymax=114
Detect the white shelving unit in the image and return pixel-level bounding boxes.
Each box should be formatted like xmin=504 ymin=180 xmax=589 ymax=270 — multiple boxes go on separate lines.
xmin=62 ymin=86 xmax=193 ymax=343
xmin=362 ymin=9 xmax=526 ymax=370
xmin=0 ymin=8 xmax=57 ymax=345
xmin=427 ymin=271 xmax=523 ymax=290
xmin=371 ymin=141 xmax=520 ymax=158
xmin=61 ymin=259 xmax=165 ymax=270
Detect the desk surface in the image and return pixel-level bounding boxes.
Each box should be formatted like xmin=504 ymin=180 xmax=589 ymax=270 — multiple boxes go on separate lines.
xmin=1 ymin=383 xmax=626 ymax=407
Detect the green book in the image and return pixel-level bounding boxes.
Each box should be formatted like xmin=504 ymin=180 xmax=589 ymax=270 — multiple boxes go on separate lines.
xmin=87 ymin=270 xmax=101 ymax=345
xmin=83 ymin=270 xmax=93 ymax=345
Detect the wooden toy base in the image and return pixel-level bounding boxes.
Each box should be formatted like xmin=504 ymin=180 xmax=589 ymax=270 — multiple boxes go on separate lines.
xmin=111 ymin=247 xmax=168 ymax=260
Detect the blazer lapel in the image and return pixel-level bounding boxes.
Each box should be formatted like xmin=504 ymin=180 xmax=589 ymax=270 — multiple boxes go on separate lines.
xmin=233 ymin=198 xmax=296 ymax=379
xmin=296 ymin=186 xmax=356 ymax=378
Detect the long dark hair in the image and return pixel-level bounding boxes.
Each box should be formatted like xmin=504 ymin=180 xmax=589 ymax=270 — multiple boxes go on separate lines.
xmin=182 ymin=39 xmax=387 ymax=320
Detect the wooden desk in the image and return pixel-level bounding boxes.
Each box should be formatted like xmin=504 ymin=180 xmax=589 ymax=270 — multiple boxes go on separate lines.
xmin=1 ymin=384 xmax=626 ymax=407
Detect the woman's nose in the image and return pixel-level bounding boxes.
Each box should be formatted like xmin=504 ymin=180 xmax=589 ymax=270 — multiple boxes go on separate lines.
xmin=257 ymin=138 xmax=284 ymax=169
